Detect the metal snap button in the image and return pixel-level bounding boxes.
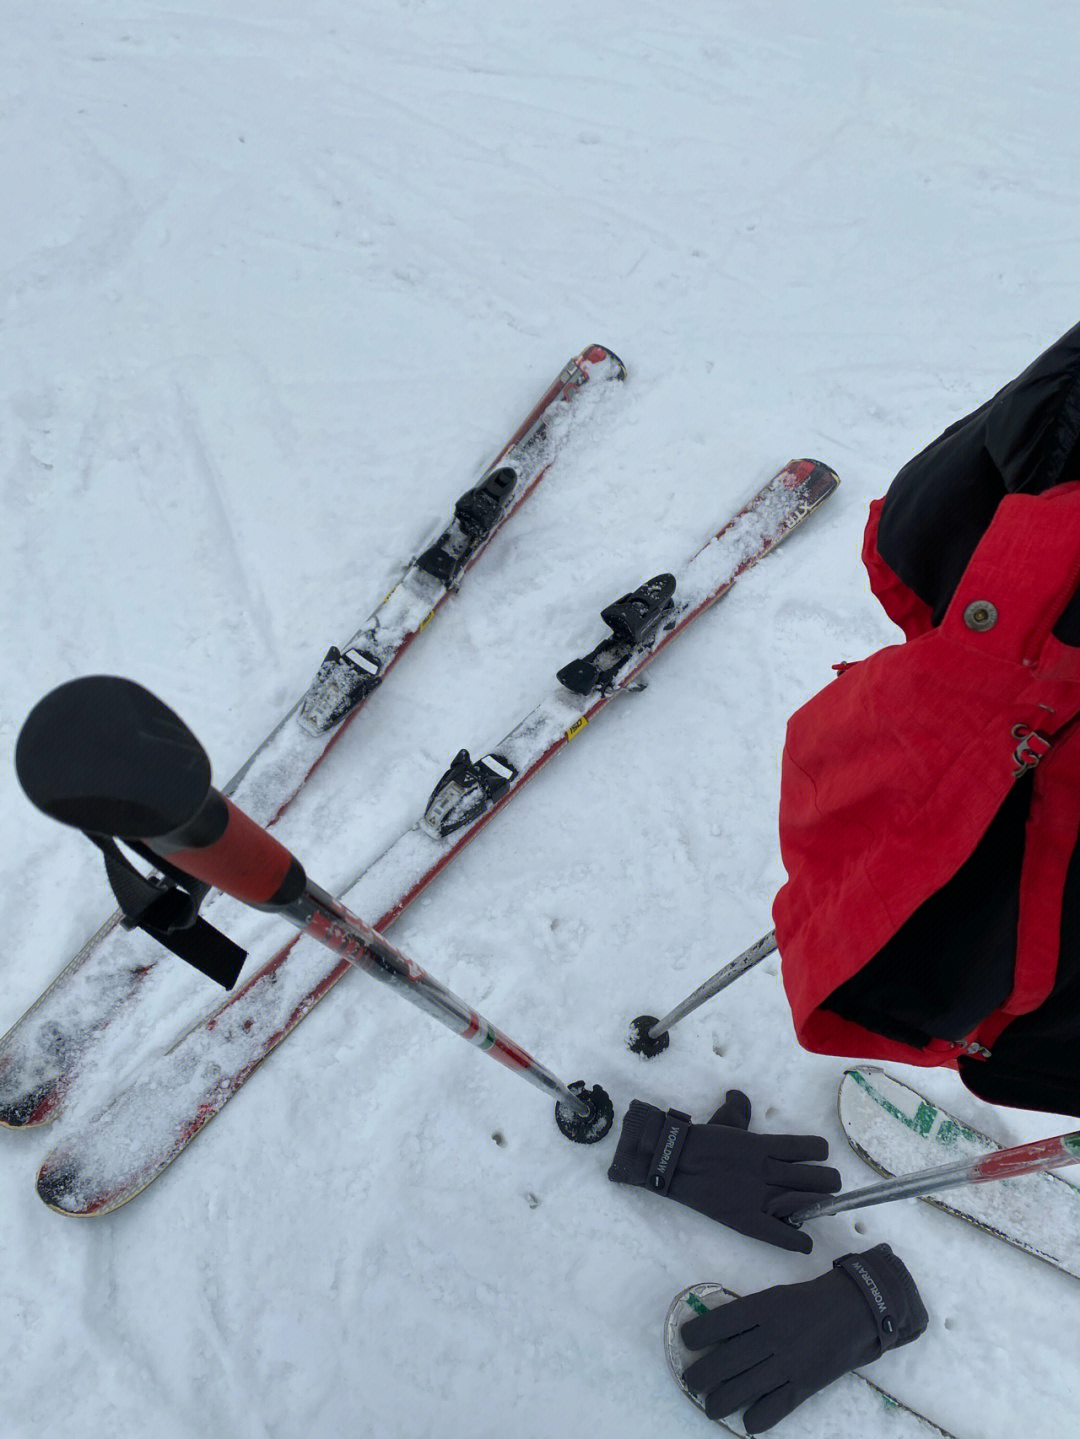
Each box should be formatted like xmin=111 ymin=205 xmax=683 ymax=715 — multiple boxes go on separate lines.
xmin=963 ymin=600 xmax=998 ymax=631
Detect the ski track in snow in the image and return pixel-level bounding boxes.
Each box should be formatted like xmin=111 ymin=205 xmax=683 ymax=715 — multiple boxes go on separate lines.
xmin=4 ymin=3 xmax=1080 ymax=1437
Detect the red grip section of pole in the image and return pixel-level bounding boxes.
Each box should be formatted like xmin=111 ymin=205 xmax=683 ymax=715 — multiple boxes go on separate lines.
xmin=976 ymin=1135 xmax=1070 ymax=1181
xmin=166 ymin=797 xmax=296 ymax=905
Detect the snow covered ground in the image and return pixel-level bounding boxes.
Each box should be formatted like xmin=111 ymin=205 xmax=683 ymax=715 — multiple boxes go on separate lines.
xmin=3 ymin=3 xmax=1080 ymax=1436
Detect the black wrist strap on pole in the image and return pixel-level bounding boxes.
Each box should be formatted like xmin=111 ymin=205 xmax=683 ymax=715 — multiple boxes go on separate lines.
xmin=85 ymin=834 xmax=247 ymax=990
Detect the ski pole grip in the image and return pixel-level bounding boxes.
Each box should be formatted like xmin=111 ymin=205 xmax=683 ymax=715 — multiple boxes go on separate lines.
xmin=149 ymin=792 xmax=305 ymax=909
xmin=16 ymin=675 xmax=306 ymax=911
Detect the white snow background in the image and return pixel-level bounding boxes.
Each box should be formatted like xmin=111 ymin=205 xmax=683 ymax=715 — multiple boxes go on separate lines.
xmin=3 ymin=2 xmax=1080 ymax=1436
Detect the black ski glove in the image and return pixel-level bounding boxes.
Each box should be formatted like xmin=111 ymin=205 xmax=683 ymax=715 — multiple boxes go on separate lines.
xmin=606 ymin=1090 xmax=840 ymax=1253
xmin=680 ymin=1244 xmax=929 ymax=1431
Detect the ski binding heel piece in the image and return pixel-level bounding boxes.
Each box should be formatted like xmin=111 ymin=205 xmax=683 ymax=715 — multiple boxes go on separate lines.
xmin=601 ymin=573 xmax=676 ymax=644
xmin=416 ymin=466 xmax=519 ymax=584
xmin=453 ymin=466 xmax=517 ymax=539
xmin=557 ymin=573 xmax=677 ymax=696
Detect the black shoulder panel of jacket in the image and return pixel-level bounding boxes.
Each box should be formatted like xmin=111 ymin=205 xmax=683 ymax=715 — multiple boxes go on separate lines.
xmin=876 ymin=322 xmax=1080 ymax=631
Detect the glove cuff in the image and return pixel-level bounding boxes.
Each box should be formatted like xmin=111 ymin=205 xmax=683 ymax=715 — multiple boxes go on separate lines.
xmin=646 ymin=1109 xmax=693 ymax=1194
xmin=834 ymin=1245 xmax=929 ymax=1352
xmin=607 ymin=1100 xmax=668 ymax=1187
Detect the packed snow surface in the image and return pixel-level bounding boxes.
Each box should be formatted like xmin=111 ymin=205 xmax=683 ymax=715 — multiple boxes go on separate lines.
xmin=3 ymin=3 xmax=1080 ymax=1437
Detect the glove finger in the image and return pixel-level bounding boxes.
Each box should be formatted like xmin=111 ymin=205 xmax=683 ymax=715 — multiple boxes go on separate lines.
xmin=707 ymin=1089 xmax=751 ymax=1129
xmin=682 ymin=1326 xmax=770 ymax=1396
xmin=765 ymin=1188 xmax=824 ymax=1220
xmin=764 ymin=1158 xmax=842 ymax=1194
xmin=762 ymin=1132 xmax=831 ymax=1163
xmin=703 ymin=1356 xmax=783 ymax=1423
xmin=681 ymin=1293 xmax=769 ymax=1350
xmin=742 ymin=1381 xmax=802 ymax=1433
xmin=751 ymin=1210 xmax=814 ymax=1254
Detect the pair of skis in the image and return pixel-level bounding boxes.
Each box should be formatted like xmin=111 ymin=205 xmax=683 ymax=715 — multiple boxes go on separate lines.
xmin=14 ymin=450 xmax=841 ymax=1216
xmin=14 ymin=361 xmax=1054 ymax=1438
xmin=1 ymin=343 xmax=626 ymax=1133
xmin=5 ymin=359 xmax=842 ymax=1214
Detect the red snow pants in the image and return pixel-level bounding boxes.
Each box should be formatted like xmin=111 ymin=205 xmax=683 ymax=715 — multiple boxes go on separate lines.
xmin=774 ymin=481 xmax=1080 ymax=1068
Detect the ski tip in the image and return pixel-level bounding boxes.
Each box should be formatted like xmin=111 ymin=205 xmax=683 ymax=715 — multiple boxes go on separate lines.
xmin=36 ymin=1150 xmax=132 ymax=1217
xmin=36 ymin=1156 xmax=86 ymax=1215
xmin=786 ymin=456 xmax=839 ymax=478
xmin=626 ymin=1014 xmax=670 ymax=1058
xmin=782 ymin=458 xmax=840 ymax=508
xmin=582 ymin=344 xmax=626 ymax=379
xmin=838 ymin=1065 xmax=898 ymax=1109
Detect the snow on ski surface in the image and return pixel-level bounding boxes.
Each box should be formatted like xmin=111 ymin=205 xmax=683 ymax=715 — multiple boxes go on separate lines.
xmin=838 ymin=1068 xmax=1080 ymax=1278
xmin=2 ymin=2 xmax=1079 ymax=1436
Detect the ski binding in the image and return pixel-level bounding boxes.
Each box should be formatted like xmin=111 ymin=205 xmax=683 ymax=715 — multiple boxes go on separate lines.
xmin=557 ymin=572 xmax=676 ymax=695
xmin=422 ymin=749 xmax=518 ymax=837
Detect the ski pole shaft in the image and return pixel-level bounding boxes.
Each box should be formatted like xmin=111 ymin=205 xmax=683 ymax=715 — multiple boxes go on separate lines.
xmin=222 ymin=857 xmax=591 ymax=1117
xmin=791 ymin=1128 xmax=1080 ymax=1221
xmin=648 ymin=930 xmax=777 ymax=1039
xmin=16 ymin=676 xmax=594 ymax=1121
xmin=147 ymin=796 xmax=593 ymax=1118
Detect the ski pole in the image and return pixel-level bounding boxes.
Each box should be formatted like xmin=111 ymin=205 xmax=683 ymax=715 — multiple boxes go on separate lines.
xmin=627 ymin=929 xmax=777 ymax=1057
xmin=15 ymin=676 xmax=614 ymax=1144
xmin=789 ymin=1128 xmax=1080 ymax=1221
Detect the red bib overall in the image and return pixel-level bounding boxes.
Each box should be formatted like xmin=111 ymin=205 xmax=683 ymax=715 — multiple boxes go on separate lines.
xmin=775 ymin=481 xmax=1080 ymax=1071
